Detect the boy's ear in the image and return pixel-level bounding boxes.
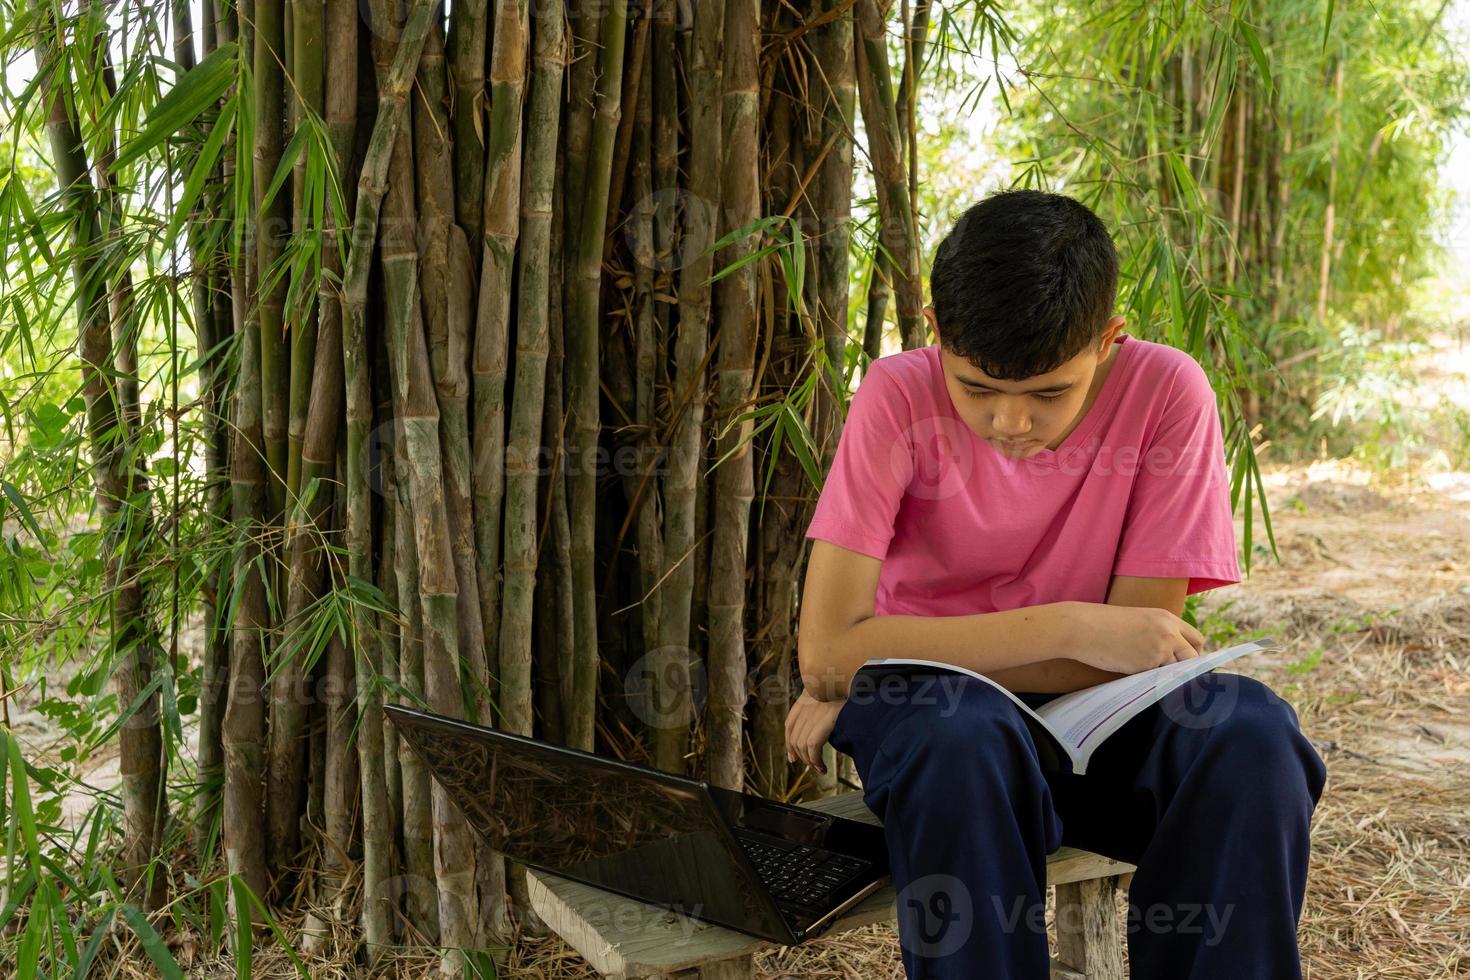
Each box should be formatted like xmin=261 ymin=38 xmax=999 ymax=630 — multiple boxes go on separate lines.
xmin=1100 ymin=314 xmax=1126 ymax=351
xmin=923 ymin=304 xmax=940 ymax=341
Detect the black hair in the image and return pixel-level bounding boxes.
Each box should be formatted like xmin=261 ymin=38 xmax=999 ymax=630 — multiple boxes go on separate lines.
xmin=929 ymin=189 xmax=1119 ymax=380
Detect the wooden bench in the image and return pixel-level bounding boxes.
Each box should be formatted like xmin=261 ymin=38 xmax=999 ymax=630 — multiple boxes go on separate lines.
xmin=527 ymin=789 xmax=1136 ymax=979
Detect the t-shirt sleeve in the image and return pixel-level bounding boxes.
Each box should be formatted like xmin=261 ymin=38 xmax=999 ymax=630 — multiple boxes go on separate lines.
xmin=1111 ymin=357 xmax=1242 ymax=594
xmin=804 ymin=359 xmax=914 ymax=561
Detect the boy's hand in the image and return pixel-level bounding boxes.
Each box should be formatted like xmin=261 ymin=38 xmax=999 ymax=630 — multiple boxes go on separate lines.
xmin=1067 ymin=602 xmax=1206 ymax=674
xmin=785 ymin=689 xmax=847 ymax=773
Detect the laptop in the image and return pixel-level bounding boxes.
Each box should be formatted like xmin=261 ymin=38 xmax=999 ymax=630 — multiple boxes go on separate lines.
xmin=383 ymin=702 xmax=891 ymax=944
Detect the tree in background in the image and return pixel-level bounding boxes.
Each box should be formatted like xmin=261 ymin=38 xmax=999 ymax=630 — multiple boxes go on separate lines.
xmin=998 ymin=0 xmax=1468 ymax=469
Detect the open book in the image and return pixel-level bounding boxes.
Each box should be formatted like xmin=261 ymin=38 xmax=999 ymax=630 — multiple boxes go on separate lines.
xmin=859 ymin=637 xmax=1275 ymax=775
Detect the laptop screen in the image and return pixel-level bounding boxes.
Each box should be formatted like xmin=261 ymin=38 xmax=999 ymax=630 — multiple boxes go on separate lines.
xmin=387 ymin=705 xmax=794 ymax=942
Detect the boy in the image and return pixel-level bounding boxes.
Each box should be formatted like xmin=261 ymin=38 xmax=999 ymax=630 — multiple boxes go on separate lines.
xmin=785 ymin=190 xmax=1327 ymax=978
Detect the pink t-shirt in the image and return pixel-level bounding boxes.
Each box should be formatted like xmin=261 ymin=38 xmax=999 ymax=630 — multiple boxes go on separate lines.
xmin=804 ymin=336 xmax=1241 ymax=616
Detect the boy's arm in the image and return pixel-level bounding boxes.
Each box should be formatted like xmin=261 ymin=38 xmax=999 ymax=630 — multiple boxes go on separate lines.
xmin=999 ymin=574 xmax=1191 ymax=692
xmin=796 ymin=539 xmax=1084 ymax=702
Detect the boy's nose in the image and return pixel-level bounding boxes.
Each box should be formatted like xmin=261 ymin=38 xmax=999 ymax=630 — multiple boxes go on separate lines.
xmin=992 ymin=413 xmax=1032 ymax=437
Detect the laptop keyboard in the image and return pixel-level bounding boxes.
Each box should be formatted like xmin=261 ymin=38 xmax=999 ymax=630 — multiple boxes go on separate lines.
xmin=732 ymin=828 xmax=873 ymax=910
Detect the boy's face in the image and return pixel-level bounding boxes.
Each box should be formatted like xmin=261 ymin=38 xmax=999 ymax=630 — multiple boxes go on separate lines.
xmin=925 ymin=305 xmax=1127 ymax=458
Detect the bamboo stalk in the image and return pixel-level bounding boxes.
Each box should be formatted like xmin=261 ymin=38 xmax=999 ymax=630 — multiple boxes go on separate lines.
xmin=375 ymin=432 xmax=404 ymax=842
xmin=545 ymin=123 xmax=577 ymax=746
xmin=897 ymin=0 xmax=930 ymax=326
xmin=382 ymin=130 xmax=479 ymax=968
xmin=471 ymin=0 xmax=532 ymax=739
xmin=268 ymin=329 xmax=338 ymax=880
xmin=194 ymin=0 xmax=234 ymax=859
xmin=214 ymin=0 xmax=271 ymax=928
xmin=603 ymin=5 xmax=651 ymax=250
xmin=812 ymin=5 xmax=859 ymax=761
xmin=492 ymin=0 xmax=565 ymax=944
xmin=649 ymin=0 xmax=677 ymax=401
xmin=562 ymin=0 xmax=606 ymax=263
xmin=223 ymin=263 xmax=272 ymax=922
xmin=416 ymin=15 xmax=490 ymax=736
xmin=863 ymin=252 xmax=891 ymax=359
xmin=286 ymin=0 xmax=324 ymax=504
xmin=854 ymin=0 xmax=925 ymax=350
xmin=38 ymin=25 xmax=168 ymax=913
xmin=338 ymin=0 xmax=438 ymax=957
xmin=1317 ymin=55 xmax=1344 ymax=323
xmin=814 ymin=0 xmax=857 ymax=450
xmin=322 ymin=623 xmax=359 ymax=884
xmin=704 ymin=0 xmax=761 ymax=788
xmin=753 ymin=158 xmax=806 ymax=797
xmin=254 ymin=0 xmax=290 ymax=521
xmin=629 ymin=15 xmax=664 ymax=682
xmin=1226 ymin=75 xmax=1247 ymax=287
xmin=660 ymin=0 xmax=724 ymax=770
xmin=502 ymin=0 xmax=562 ymax=731
xmin=755 ymin=431 xmax=804 ymax=796
xmin=532 ymin=127 xmax=570 ymax=751
xmin=414 ymin=12 xmax=511 ymax=952
xmin=369 ymin=5 xmax=482 ymax=948
xmin=392 ymin=441 xmax=440 ymax=942
xmin=265 ymin=0 xmax=335 ymax=885
xmin=567 ymin=0 xmax=629 ymax=760
xmin=450 ymin=0 xmax=488 ymax=252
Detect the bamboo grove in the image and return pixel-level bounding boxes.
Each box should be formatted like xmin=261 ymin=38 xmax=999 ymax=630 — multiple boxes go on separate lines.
xmin=0 ymin=0 xmax=1464 ymax=975
xmin=0 ymin=0 xmax=942 ymax=972
xmin=999 ymin=0 xmax=1468 ymax=458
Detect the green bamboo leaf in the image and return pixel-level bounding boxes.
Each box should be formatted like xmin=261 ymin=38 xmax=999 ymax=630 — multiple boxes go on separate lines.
xmin=120 ymin=904 xmax=185 ymax=979
xmin=49 ymin=874 xmax=79 ymax=963
xmin=705 ymin=213 xmax=785 ymax=257
xmin=706 ymin=242 xmax=781 ymax=285
xmin=1199 ymin=54 xmax=1235 ymax=151
xmin=781 ymin=402 xmax=822 ymax=490
xmin=73 ymin=904 xmax=112 ymax=979
xmin=208 ymin=878 xmax=227 ymax=949
xmin=159 ymin=660 xmax=183 ymax=745
xmin=1165 ymin=153 xmax=1202 ymax=211
xmin=2 ymin=481 xmax=43 ymax=541
xmin=261 ymin=118 xmax=312 ymax=216
xmin=164 ymin=97 xmax=237 ymax=246
xmin=3 ymin=731 xmax=42 ymax=879
xmin=759 ymin=408 xmax=787 ymax=510
xmin=3 ymin=170 xmax=55 ymax=265
xmin=788 ymin=216 xmax=806 ymax=300
xmin=1227 ymin=422 xmax=1249 ymax=514
xmin=1250 ymin=443 xmax=1278 ymax=561
xmin=230 ymin=876 xmax=254 ymax=979
xmin=1235 ymin=19 xmax=1271 ymax=93
xmin=17 ymin=887 xmax=43 ymax=979
xmin=113 ymin=42 xmax=238 ymax=171
xmin=0 ymin=869 xmax=34 ymax=934
xmin=236 ymin=878 xmax=310 ymax=978
xmin=1241 ymin=446 xmax=1254 ymax=568
xmin=1322 ymin=0 xmax=1335 ymax=53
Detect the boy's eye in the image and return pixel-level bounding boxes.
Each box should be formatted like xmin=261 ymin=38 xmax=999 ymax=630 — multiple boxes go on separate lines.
xmin=963 ymin=388 xmax=1063 ymax=402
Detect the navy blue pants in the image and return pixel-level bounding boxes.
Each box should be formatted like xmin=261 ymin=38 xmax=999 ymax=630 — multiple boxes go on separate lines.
xmin=827 ymin=666 xmax=1328 ymax=979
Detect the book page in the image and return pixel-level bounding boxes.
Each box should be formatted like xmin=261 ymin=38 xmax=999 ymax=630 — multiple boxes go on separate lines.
xmin=1033 ymin=638 xmax=1274 ymax=772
